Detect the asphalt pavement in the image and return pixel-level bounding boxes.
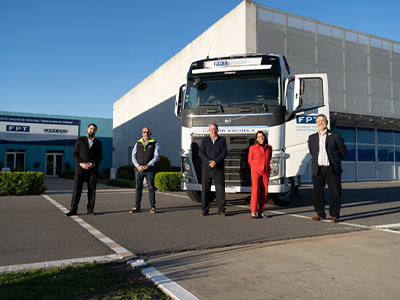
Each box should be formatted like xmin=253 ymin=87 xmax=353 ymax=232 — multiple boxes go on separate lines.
xmin=1 ymin=178 xmax=399 ymax=299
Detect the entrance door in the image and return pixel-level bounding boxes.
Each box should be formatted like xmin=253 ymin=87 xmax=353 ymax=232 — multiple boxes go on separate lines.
xmin=46 ymin=153 xmax=63 ymax=176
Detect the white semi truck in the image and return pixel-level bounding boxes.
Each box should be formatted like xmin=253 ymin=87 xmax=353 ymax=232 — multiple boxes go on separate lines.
xmin=174 ymin=54 xmax=329 ymax=206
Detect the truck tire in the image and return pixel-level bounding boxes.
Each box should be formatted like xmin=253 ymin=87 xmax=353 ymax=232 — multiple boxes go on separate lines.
xmin=186 ymin=190 xmax=216 ymax=203
xmin=269 ymin=177 xmax=296 ymax=206
xmin=187 ymin=191 xmax=202 ymax=202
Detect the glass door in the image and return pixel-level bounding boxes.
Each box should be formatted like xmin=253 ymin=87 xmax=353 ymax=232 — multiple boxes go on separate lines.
xmin=46 ymin=153 xmax=63 ymax=176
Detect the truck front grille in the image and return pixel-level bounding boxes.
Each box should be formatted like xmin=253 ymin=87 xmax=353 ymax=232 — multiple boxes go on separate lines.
xmin=191 ymin=135 xmax=254 ymax=186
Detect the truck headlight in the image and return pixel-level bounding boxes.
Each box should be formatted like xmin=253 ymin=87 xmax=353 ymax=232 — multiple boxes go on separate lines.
xmin=270 ymin=157 xmax=280 ymax=177
xmin=182 ymin=157 xmax=194 ymax=177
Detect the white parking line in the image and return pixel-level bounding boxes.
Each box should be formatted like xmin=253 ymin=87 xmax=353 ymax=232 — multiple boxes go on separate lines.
xmin=0 ymin=254 xmax=120 ymax=274
xmin=42 ymin=194 xmax=135 ymax=259
xmin=41 ymin=194 xmax=195 ymax=300
xmin=236 ymin=204 xmax=399 ymax=233
xmin=372 ymin=223 xmax=400 ymax=228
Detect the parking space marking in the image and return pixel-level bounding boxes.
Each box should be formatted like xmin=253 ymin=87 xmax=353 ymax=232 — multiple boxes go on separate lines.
xmin=41 ymin=194 xmax=198 ymax=300
xmin=0 ymin=254 xmax=120 ymax=274
xmin=236 ymin=204 xmax=400 ymax=234
xmin=42 ymin=195 xmax=135 ymax=259
xmin=372 ymin=223 xmax=400 ymax=228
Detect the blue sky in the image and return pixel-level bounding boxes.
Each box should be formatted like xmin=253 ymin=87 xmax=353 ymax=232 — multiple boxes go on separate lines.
xmin=1 ymin=0 xmax=399 ymax=119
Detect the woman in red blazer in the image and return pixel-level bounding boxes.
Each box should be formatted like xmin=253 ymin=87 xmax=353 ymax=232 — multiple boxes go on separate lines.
xmin=248 ymin=131 xmax=272 ymax=218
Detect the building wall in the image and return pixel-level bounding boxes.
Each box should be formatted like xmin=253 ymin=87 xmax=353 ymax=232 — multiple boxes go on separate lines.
xmin=256 ymin=4 xmax=400 ymax=119
xmin=0 ymin=111 xmax=112 ymax=175
xmin=112 ymin=0 xmax=257 ymax=168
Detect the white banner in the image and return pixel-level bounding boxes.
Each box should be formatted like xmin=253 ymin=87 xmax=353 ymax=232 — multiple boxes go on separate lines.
xmin=0 ymin=115 xmax=79 ymax=145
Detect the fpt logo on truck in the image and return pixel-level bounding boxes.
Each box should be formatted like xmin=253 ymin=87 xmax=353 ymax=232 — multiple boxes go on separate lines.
xmin=296 ymin=116 xmax=316 ymax=124
xmin=295 ymin=115 xmax=318 ymax=133
xmin=6 ymin=125 xmax=30 ymax=132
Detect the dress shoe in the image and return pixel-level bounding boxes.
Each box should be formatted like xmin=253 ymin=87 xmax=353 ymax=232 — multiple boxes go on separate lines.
xmin=310 ymin=215 xmax=325 ymax=221
xmin=331 ymin=216 xmax=339 ymax=223
xmin=218 ymin=211 xmax=226 ymax=217
xmin=200 ymin=210 xmax=209 ymax=216
xmin=87 ymin=211 xmax=95 ymax=215
xmin=66 ymin=210 xmax=77 ymax=216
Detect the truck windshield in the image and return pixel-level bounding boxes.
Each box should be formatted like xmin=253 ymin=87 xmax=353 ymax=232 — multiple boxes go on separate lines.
xmin=184 ymin=75 xmax=281 ymax=109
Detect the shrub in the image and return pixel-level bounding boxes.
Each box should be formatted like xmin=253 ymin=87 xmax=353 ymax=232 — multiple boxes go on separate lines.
xmin=170 ymin=166 xmax=181 ymax=172
xmin=103 ymin=168 xmax=110 ymax=178
xmin=106 ymin=179 xmax=135 ymax=188
xmin=155 ymin=155 xmax=172 ymax=173
xmin=0 ymin=172 xmax=44 ymax=196
xmin=98 ymin=172 xmax=106 ymax=180
xmin=59 ymin=170 xmax=75 ymax=179
xmin=64 ymin=162 xmax=71 ymax=170
xmin=154 ymin=172 xmax=181 ymax=191
xmin=117 ymin=165 xmax=135 ymax=180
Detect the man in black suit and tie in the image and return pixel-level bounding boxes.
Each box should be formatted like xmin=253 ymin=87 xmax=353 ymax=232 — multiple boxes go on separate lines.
xmin=66 ymin=123 xmax=103 ymax=216
xmin=308 ymin=114 xmax=347 ymax=223
xmin=199 ymin=123 xmax=228 ymax=216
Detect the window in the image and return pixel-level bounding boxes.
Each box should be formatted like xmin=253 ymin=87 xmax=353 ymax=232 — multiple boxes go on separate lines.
xmin=377 ymin=129 xmax=393 ymax=145
xmin=357 ymin=127 xmax=375 ymax=144
xmin=6 ymin=150 xmax=25 ymax=171
xmin=296 ymin=78 xmax=324 ymax=112
xmin=336 ymin=126 xmax=355 ymax=143
xmin=357 ymin=145 xmax=375 ymax=162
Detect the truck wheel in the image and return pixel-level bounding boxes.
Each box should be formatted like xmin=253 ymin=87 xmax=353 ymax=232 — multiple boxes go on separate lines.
xmin=269 ymin=177 xmax=296 ymax=206
xmin=187 ymin=191 xmax=202 ymax=202
xmin=186 ymin=191 xmax=216 ymax=203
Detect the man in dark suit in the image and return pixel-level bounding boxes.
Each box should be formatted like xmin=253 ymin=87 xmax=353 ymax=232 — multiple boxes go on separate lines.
xmin=199 ymin=123 xmax=228 ymax=216
xmin=66 ymin=123 xmax=103 ymax=216
xmin=308 ymin=114 xmax=347 ymax=223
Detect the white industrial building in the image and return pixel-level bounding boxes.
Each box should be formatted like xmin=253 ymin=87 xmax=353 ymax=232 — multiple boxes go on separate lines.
xmin=113 ymin=0 xmax=400 ymax=182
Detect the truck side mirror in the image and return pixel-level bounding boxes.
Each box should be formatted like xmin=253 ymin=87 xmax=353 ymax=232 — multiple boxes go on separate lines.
xmin=300 ymin=79 xmax=305 ymax=95
xmin=174 ymin=84 xmax=186 ymax=118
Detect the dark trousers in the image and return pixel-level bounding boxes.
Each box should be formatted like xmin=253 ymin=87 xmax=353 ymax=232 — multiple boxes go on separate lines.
xmin=312 ymin=166 xmax=342 ymax=219
xmin=135 ymin=170 xmax=156 ymax=209
xmin=71 ymin=168 xmax=98 ymax=213
xmin=201 ymin=169 xmax=226 ymax=212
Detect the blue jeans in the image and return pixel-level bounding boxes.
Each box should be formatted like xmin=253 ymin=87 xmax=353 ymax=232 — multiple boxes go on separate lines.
xmin=135 ymin=170 xmax=156 ymax=209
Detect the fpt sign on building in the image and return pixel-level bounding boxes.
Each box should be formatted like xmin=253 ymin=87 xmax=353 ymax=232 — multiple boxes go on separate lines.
xmin=0 ymin=115 xmax=79 ymax=145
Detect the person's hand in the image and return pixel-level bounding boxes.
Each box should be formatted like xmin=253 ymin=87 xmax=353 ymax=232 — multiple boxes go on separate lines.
xmin=79 ymin=162 xmax=89 ymax=169
xmin=209 ymin=160 xmax=216 ymax=168
xmin=138 ymin=165 xmax=148 ymax=172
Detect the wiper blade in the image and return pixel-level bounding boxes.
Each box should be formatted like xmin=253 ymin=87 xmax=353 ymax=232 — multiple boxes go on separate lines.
xmin=197 ymin=103 xmax=224 ymax=112
xmin=230 ymin=101 xmax=268 ymax=111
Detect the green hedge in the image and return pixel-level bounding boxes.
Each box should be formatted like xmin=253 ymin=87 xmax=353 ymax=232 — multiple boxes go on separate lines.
xmin=0 ymin=172 xmax=44 ymax=196
xmin=106 ymin=178 xmax=135 ymax=188
xmin=154 ymin=172 xmax=181 ymax=191
xmin=59 ymin=170 xmax=75 ymax=179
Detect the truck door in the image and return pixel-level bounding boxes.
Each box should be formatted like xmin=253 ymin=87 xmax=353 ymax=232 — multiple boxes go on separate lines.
xmin=284 ymin=74 xmax=330 ymax=177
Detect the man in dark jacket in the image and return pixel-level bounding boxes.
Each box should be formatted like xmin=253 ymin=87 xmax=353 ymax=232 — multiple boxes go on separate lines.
xmin=66 ymin=123 xmax=103 ymax=216
xmin=130 ymin=127 xmax=160 ymax=214
xmin=199 ymin=123 xmax=228 ymax=216
xmin=308 ymin=114 xmax=347 ymax=223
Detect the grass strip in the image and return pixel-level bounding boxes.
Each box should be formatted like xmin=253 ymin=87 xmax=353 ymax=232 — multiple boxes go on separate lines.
xmin=0 ymin=261 xmax=170 ymax=300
